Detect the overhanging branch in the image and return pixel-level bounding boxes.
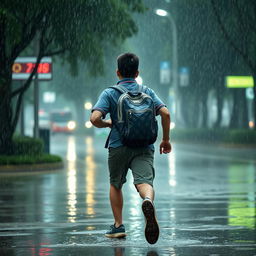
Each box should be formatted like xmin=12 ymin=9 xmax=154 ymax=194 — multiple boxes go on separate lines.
xmin=10 ymin=11 xmax=45 ymax=62
xmin=232 ymin=0 xmax=256 ymax=38
xmin=45 ymin=48 xmax=66 ymax=56
xmin=211 ymin=0 xmax=256 ymax=72
xmin=11 ymin=87 xmax=25 ymax=134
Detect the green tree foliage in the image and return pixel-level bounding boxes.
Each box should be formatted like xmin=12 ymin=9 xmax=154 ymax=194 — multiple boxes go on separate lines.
xmin=173 ymin=0 xmax=231 ymax=128
xmin=171 ymin=0 xmax=253 ymax=128
xmin=0 ymin=0 xmax=144 ymax=154
xmin=210 ymin=0 xmax=256 ymax=129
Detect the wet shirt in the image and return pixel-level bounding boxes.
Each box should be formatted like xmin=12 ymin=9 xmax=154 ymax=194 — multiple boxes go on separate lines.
xmin=92 ymin=78 xmax=165 ymax=149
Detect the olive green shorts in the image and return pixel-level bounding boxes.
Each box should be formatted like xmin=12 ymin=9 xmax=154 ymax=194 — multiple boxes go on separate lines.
xmin=108 ymin=146 xmax=155 ymax=190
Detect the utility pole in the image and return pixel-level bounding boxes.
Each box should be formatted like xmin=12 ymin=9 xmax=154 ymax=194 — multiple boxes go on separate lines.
xmin=155 ymin=9 xmax=179 ymax=123
xmin=34 ymin=34 xmax=39 ymax=138
xmin=19 ymin=81 xmax=25 ymax=136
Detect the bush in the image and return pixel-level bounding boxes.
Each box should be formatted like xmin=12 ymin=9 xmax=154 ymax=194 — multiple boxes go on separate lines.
xmin=0 ymin=154 xmax=62 ymax=165
xmin=225 ymin=130 xmax=256 ymax=144
xmin=0 ymin=136 xmax=62 ymax=166
xmin=12 ymin=136 xmax=43 ymax=156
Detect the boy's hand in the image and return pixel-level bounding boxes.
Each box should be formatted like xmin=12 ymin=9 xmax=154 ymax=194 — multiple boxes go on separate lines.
xmin=160 ymin=140 xmax=172 ymax=154
xmin=105 ymin=119 xmax=112 ymax=128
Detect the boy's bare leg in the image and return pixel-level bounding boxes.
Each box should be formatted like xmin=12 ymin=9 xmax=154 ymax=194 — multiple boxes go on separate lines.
xmin=109 ymin=184 xmax=123 ymax=227
xmin=136 ymin=183 xmax=154 ymax=201
xmin=137 ymin=183 xmax=159 ymax=244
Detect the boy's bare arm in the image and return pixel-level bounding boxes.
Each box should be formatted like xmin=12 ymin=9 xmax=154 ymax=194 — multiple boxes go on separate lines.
xmin=90 ymin=110 xmax=112 ymax=128
xmin=158 ymin=107 xmax=172 ymax=154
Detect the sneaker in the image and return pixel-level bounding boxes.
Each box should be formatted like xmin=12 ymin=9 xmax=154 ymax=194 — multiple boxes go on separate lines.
xmin=142 ymin=198 xmax=159 ymax=244
xmin=105 ymin=224 xmax=126 ymax=238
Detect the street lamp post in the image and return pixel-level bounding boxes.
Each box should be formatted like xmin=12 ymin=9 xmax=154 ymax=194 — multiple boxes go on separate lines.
xmin=155 ymin=9 xmax=178 ymax=122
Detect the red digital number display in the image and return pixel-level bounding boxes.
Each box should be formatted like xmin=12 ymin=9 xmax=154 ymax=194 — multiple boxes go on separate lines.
xmin=12 ymin=62 xmax=52 ymax=74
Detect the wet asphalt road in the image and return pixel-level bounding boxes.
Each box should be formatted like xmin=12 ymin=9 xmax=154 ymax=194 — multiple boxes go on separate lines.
xmin=0 ymin=134 xmax=255 ymax=256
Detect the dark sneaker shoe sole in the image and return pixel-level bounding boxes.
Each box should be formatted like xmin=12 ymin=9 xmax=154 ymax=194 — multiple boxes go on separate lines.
xmin=142 ymin=200 xmax=159 ymax=244
xmin=105 ymin=232 xmax=126 ymax=238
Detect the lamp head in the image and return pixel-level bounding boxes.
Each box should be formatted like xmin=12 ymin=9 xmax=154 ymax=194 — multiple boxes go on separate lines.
xmin=155 ymin=9 xmax=168 ymax=17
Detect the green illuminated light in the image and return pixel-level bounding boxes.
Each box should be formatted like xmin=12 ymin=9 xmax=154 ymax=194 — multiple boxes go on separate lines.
xmin=228 ymin=203 xmax=255 ymax=229
xmin=226 ymin=76 xmax=254 ymax=88
xmin=228 ymin=164 xmax=256 ymax=229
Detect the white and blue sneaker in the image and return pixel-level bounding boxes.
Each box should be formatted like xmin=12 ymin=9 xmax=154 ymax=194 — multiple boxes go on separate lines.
xmin=105 ymin=224 xmax=126 ymax=238
xmin=142 ymin=198 xmax=159 ymax=244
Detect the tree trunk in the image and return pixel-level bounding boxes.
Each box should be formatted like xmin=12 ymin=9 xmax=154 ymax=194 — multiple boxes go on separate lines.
xmin=189 ymin=91 xmax=200 ymax=128
xmin=0 ymin=71 xmax=26 ymax=155
xmin=214 ymin=86 xmax=224 ymax=128
xmin=179 ymin=88 xmax=190 ymax=127
xmin=229 ymin=89 xmax=240 ymax=128
xmin=0 ymin=93 xmax=14 ymax=155
xmin=241 ymin=89 xmax=248 ymax=128
xmin=201 ymin=92 xmax=208 ymax=128
xmin=229 ymin=89 xmax=248 ymax=129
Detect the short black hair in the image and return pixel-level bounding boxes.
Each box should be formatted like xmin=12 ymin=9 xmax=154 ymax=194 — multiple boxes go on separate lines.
xmin=117 ymin=53 xmax=139 ymax=78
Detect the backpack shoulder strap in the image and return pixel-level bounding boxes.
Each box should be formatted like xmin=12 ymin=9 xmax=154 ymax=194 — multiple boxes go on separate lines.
xmin=109 ymin=85 xmax=127 ymax=94
xmin=104 ymin=85 xmax=127 ymax=149
xmin=138 ymin=84 xmax=143 ymax=93
xmin=138 ymin=84 xmax=148 ymax=94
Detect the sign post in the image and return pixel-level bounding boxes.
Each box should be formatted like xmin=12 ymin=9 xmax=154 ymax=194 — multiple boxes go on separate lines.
xmin=20 ymin=81 xmax=25 ymax=136
xmin=160 ymin=61 xmax=171 ymax=84
xmin=179 ymin=67 xmax=189 ymax=87
xmin=12 ymin=56 xmax=52 ymax=138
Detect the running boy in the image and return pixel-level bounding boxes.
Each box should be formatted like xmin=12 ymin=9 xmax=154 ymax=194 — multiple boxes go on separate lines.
xmin=90 ymin=52 xmax=171 ymax=244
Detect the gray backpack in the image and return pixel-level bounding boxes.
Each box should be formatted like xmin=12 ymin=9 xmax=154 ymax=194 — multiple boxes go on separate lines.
xmin=105 ymin=84 xmax=158 ymax=148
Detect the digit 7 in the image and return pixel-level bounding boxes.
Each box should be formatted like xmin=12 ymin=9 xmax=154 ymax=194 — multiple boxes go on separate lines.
xmin=26 ymin=63 xmax=35 ymax=73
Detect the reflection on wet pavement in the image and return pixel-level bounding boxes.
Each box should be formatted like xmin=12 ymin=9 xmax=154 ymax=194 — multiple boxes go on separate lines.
xmin=85 ymin=137 xmax=96 ymax=217
xmin=67 ymin=136 xmax=77 ymax=223
xmin=0 ymin=135 xmax=255 ymax=256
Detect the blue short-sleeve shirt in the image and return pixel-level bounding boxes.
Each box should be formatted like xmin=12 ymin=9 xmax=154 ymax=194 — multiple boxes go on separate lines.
xmin=92 ymin=78 xmax=166 ymax=149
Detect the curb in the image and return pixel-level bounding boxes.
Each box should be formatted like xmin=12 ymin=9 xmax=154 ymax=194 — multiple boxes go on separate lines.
xmin=0 ymin=161 xmax=64 ymax=174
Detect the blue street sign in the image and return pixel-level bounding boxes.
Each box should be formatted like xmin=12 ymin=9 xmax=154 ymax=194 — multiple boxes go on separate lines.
xmin=160 ymin=61 xmax=171 ymax=70
xmin=179 ymin=67 xmax=189 ymax=87
xmin=160 ymin=61 xmax=171 ymax=84
xmin=179 ymin=67 xmax=189 ymax=74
